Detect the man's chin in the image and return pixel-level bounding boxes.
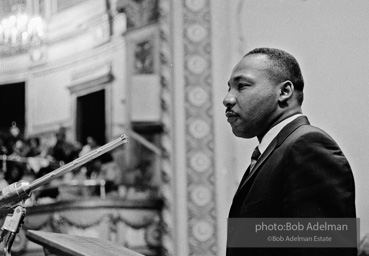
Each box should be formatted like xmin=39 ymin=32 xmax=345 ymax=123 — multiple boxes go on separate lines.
xmin=231 ymin=128 xmax=253 ymax=139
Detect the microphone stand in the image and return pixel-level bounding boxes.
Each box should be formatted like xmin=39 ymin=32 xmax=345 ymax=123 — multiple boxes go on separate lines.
xmin=0 ymin=134 xmax=128 ymax=256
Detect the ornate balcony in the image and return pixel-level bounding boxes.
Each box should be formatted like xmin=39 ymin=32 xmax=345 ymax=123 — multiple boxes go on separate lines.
xmin=0 ymin=182 xmax=162 ymax=256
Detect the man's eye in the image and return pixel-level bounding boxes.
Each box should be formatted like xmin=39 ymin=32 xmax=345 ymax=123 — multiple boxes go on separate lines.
xmin=238 ymin=83 xmax=248 ymax=90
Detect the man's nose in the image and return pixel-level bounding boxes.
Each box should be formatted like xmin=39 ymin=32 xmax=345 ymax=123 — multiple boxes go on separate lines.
xmin=223 ymin=92 xmax=236 ymax=107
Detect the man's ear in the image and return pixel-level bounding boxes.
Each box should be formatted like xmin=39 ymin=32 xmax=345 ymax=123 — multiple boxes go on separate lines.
xmin=278 ymin=80 xmax=294 ymax=104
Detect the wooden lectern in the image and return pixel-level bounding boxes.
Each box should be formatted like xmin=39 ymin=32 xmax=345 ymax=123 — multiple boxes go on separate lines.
xmin=26 ymin=230 xmax=144 ymax=256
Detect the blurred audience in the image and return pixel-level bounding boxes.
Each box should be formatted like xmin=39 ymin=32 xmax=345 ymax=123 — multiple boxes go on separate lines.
xmin=0 ymin=123 xmax=154 ymax=202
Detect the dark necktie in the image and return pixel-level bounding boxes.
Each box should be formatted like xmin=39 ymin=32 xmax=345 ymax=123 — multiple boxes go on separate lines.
xmin=237 ymin=146 xmax=261 ymax=192
xmin=249 ymin=146 xmax=261 ymax=172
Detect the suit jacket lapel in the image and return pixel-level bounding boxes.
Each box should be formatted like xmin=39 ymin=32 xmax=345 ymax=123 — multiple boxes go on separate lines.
xmin=275 ymin=116 xmax=310 ymax=147
xmin=235 ymin=116 xmax=310 ymax=195
xmin=235 ymin=139 xmax=277 ymax=194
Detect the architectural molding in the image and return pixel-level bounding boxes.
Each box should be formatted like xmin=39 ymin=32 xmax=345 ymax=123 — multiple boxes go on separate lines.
xmin=30 ymin=36 xmax=124 ymax=75
xmin=0 ymin=53 xmax=31 ymax=77
xmin=116 ymin=0 xmax=159 ymax=30
xmin=182 ymin=0 xmax=218 ymax=255
xmin=68 ymin=63 xmax=113 ymax=94
xmin=158 ymin=0 xmax=175 ymax=255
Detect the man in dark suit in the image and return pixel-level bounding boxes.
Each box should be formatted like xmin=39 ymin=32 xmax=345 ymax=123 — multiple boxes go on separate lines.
xmin=223 ymin=48 xmax=356 ymax=255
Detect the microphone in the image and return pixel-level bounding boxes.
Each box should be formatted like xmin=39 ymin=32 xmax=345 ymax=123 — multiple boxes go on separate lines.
xmin=0 ymin=181 xmax=31 ymax=212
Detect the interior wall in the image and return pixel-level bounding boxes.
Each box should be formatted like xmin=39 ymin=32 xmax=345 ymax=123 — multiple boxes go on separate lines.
xmin=227 ymin=0 xmax=369 ymax=237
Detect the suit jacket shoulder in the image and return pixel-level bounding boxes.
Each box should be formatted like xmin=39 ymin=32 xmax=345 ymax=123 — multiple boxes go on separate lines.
xmin=230 ymin=116 xmax=355 ymax=218
xmin=227 ymin=116 xmax=357 ymax=256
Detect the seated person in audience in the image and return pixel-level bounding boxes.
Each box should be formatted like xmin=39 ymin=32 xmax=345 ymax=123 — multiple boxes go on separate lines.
xmin=48 ymin=126 xmax=81 ymax=165
xmin=98 ymin=157 xmax=122 ymax=193
xmin=26 ymin=137 xmax=42 ymax=157
xmin=36 ymin=127 xmax=81 ymax=199
xmin=4 ymin=162 xmax=24 ymax=185
xmin=0 ymin=134 xmax=8 ymax=155
xmin=75 ymin=136 xmax=100 ymax=180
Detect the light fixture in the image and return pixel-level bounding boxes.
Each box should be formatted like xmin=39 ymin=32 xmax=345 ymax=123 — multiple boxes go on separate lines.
xmin=0 ymin=4 xmax=44 ymax=54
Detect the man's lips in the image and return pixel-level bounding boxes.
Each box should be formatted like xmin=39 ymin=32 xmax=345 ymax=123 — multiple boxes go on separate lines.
xmin=225 ymin=110 xmax=240 ymax=122
xmin=225 ymin=108 xmax=239 ymax=117
xmin=225 ymin=112 xmax=238 ymax=118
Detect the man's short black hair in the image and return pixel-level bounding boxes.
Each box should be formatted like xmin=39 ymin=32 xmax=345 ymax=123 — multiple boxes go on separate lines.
xmin=245 ymin=47 xmax=304 ymax=105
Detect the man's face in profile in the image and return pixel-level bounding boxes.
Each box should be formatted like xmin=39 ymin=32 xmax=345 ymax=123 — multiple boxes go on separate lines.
xmin=224 ymin=54 xmax=280 ymax=139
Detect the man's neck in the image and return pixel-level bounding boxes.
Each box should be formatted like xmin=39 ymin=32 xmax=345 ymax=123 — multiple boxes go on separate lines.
xmin=257 ymin=113 xmax=303 ymax=154
xmin=257 ymin=108 xmax=302 ymax=142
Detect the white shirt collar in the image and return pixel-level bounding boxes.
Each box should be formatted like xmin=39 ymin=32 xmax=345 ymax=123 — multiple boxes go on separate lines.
xmin=258 ymin=114 xmax=303 ymax=154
